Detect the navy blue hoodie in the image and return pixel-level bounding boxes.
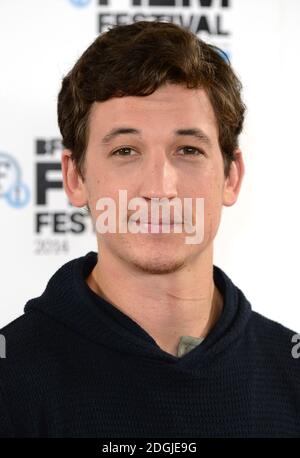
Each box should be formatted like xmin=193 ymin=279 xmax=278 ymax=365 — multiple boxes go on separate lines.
xmin=0 ymin=251 xmax=299 ymax=437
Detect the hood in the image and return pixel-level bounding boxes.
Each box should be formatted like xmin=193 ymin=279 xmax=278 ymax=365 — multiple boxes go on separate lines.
xmin=24 ymin=251 xmax=252 ymax=369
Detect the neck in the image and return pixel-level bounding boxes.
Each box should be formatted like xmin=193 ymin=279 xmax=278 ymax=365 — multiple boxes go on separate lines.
xmin=86 ymin=244 xmax=223 ymax=357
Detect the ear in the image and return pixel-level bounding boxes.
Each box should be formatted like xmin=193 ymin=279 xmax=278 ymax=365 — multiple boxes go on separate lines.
xmin=61 ymin=149 xmax=87 ymax=207
xmin=222 ymin=148 xmax=245 ymax=207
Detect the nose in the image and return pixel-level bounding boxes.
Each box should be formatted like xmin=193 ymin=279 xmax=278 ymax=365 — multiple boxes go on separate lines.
xmin=138 ymin=150 xmax=178 ymax=201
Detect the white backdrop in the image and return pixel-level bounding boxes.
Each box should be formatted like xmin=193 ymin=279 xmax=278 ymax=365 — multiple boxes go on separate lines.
xmin=0 ymin=0 xmax=300 ymax=331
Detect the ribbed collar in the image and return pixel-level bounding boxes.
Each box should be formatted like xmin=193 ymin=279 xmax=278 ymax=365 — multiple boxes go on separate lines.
xmin=24 ymin=251 xmax=252 ymax=371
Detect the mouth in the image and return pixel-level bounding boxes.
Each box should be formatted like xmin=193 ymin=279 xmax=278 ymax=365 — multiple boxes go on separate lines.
xmin=138 ymin=218 xmax=182 ymax=225
xmin=137 ymin=221 xmax=182 ymax=233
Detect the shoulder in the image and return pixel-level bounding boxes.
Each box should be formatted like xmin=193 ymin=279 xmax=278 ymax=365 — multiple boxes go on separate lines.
xmin=0 ymin=307 xmax=81 ymax=385
xmin=0 ymin=311 xmax=54 ymax=437
xmin=0 ymin=308 xmax=60 ymax=361
xmin=249 ymin=309 xmax=299 ymax=344
xmin=248 ymin=309 xmax=300 ymax=375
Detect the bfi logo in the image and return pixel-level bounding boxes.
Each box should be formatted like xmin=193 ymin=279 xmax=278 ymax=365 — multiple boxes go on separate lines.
xmin=0 ymin=335 xmax=6 ymax=358
xmin=34 ymin=138 xmax=91 ymax=236
xmin=36 ymin=139 xmax=63 ymax=206
xmin=97 ymin=0 xmax=231 ymax=38
xmin=98 ymin=0 xmax=229 ymax=5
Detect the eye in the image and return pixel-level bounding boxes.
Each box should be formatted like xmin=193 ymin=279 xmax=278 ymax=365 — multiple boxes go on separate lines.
xmin=179 ymin=146 xmax=204 ymax=156
xmin=111 ymin=147 xmax=137 ymax=157
xmin=111 ymin=146 xmax=204 ymax=157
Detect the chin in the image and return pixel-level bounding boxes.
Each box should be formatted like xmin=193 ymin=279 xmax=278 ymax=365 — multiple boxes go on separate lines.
xmin=128 ymin=254 xmax=186 ymax=275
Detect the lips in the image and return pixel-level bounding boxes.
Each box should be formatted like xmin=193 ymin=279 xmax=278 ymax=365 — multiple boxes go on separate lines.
xmin=139 ymin=216 xmax=182 ymax=226
xmin=138 ymin=219 xmax=182 ymax=225
xmin=127 ymin=212 xmax=183 ymax=225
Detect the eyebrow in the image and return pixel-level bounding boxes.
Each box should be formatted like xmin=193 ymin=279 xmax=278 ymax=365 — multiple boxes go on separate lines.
xmin=101 ymin=128 xmax=142 ymax=144
xmin=175 ymin=128 xmax=212 ymax=147
xmin=101 ymin=127 xmax=212 ymax=147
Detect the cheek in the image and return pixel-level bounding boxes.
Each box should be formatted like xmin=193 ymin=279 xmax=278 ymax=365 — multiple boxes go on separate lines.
xmin=195 ymin=162 xmax=224 ymax=200
xmin=197 ymin=166 xmax=224 ymax=234
xmin=86 ymin=173 xmax=116 ymax=199
xmin=84 ymin=177 xmax=111 ymax=221
xmin=85 ymin=178 xmax=130 ymax=231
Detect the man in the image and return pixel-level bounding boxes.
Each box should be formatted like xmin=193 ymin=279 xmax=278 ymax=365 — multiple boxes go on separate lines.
xmin=0 ymin=21 xmax=299 ymax=438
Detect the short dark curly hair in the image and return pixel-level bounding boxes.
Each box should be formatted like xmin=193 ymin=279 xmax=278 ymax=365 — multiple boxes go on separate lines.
xmin=58 ymin=20 xmax=246 ymax=178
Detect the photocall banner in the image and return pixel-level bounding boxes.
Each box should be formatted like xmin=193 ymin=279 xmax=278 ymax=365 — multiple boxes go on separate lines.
xmin=0 ymin=0 xmax=299 ymax=330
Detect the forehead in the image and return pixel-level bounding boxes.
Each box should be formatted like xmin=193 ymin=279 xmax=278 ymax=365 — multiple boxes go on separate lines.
xmin=88 ymin=83 xmax=218 ymax=141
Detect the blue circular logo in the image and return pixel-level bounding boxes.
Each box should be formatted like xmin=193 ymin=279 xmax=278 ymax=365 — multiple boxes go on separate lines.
xmin=6 ymin=182 xmax=30 ymax=209
xmin=0 ymin=152 xmax=30 ymax=208
xmin=69 ymin=0 xmax=91 ymax=7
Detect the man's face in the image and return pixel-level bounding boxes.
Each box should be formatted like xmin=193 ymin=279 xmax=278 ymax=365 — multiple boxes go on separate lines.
xmin=76 ymin=82 xmax=241 ymax=274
